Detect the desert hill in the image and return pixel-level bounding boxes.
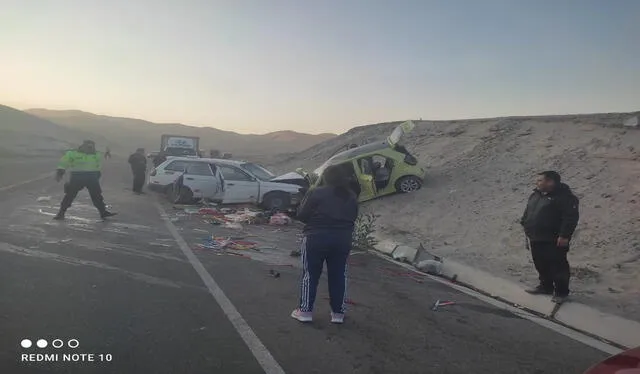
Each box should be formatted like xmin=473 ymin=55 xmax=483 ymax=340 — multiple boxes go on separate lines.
xmin=265 ymin=112 xmax=640 ymax=318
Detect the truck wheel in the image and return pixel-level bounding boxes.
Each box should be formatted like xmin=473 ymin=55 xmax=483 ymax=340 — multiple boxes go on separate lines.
xmin=395 ymin=176 xmax=422 ymax=193
xmin=262 ymin=192 xmax=291 ymax=210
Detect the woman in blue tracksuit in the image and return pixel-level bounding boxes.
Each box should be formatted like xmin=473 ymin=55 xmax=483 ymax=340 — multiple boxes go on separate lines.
xmin=291 ymin=165 xmax=359 ymax=324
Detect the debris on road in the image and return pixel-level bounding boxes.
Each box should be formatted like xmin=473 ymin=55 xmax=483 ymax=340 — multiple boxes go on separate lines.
xmin=44 ymin=238 xmax=72 ymax=244
xmin=415 ymin=259 xmax=443 ymax=275
xmin=36 ymin=196 xmax=52 ymax=203
xmin=223 ymin=222 xmax=243 ymax=230
xmin=431 ymin=299 xmax=456 ymax=311
xmin=196 ymin=236 xmax=258 ymax=251
xmin=269 ymin=213 xmax=292 ymax=225
xmin=226 ymin=252 xmax=251 ymax=259
xmin=269 ymin=269 xmax=281 ymax=278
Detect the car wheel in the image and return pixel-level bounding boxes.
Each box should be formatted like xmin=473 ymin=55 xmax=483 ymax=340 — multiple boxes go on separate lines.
xmin=395 ymin=176 xmax=422 ymax=193
xmin=163 ymin=185 xmax=173 ymax=198
xmin=170 ymin=185 xmax=194 ymax=204
xmin=262 ymin=192 xmax=291 ymax=210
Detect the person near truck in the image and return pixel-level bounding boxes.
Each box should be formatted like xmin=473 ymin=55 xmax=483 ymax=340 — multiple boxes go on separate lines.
xmin=128 ymin=148 xmax=147 ymax=194
xmin=153 ymin=151 xmax=167 ymax=168
xmin=520 ymin=171 xmax=579 ymax=304
xmin=291 ymin=165 xmax=358 ymax=324
xmin=53 ymin=140 xmax=116 ymax=220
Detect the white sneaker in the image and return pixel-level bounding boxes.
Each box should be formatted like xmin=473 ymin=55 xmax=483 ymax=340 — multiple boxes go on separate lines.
xmin=330 ymin=312 xmax=345 ymax=324
xmin=291 ymin=309 xmax=313 ymax=322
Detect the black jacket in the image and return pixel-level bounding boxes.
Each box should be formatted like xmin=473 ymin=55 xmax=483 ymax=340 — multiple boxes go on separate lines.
xmin=296 ymin=186 xmax=358 ymax=234
xmin=520 ymin=183 xmax=580 ymax=242
xmin=128 ymin=153 xmax=147 ymax=172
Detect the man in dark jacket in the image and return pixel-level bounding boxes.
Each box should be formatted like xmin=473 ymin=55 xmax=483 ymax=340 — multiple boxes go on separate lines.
xmin=520 ymin=171 xmax=579 ymax=304
xmin=128 ymin=148 xmax=147 ymax=194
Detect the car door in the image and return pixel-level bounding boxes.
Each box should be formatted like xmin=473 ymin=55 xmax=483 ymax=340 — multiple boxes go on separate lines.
xmin=371 ymin=154 xmax=394 ymax=193
xmin=354 ymin=158 xmax=377 ymax=201
xmin=183 ymin=162 xmax=219 ymax=199
xmin=208 ymin=163 xmax=226 ymax=202
xmin=217 ymin=164 xmax=260 ymax=204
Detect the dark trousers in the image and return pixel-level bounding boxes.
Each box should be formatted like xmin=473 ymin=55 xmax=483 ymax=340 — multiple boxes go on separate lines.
xmin=132 ymin=169 xmax=146 ymax=192
xmin=60 ymin=173 xmax=106 ymax=215
xmin=299 ymin=230 xmax=352 ymax=313
xmin=530 ymin=241 xmax=571 ymax=296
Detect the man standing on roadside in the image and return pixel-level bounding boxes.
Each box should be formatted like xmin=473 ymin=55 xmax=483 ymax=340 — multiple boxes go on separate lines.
xmin=104 ymin=146 xmax=111 ymax=159
xmin=520 ymin=171 xmax=579 ymax=304
xmin=54 ymin=140 xmax=116 ymax=220
xmin=128 ymin=148 xmax=147 ymax=194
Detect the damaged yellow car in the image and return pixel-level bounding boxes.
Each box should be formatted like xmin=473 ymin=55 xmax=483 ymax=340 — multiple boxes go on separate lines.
xmin=277 ymin=121 xmax=425 ymax=202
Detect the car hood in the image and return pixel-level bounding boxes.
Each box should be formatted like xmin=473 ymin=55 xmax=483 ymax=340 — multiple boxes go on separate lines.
xmin=271 ymin=171 xmax=305 ymax=181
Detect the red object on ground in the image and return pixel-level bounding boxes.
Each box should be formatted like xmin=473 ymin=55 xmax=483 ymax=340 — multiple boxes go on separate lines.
xmin=583 ymin=346 xmax=640 ymax=374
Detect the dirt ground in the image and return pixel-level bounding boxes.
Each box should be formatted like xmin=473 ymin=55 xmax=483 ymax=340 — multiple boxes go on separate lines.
xmin=263 ymin=113 xmax=640 ymax=320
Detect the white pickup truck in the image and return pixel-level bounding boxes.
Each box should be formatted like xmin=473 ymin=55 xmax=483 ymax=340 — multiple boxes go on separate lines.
xmin=148 ymin=157 xmax=303 ymax=210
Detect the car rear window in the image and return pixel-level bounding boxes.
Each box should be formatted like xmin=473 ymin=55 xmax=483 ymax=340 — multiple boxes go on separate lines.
xmin=165 ymin=160 xmax=189 ymax=172
xmin=186 ymin=163 xmax=213 ymax=176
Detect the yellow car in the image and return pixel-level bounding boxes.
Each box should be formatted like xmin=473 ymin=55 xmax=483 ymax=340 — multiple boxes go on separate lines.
xmin=297 ymin=121 xmax=425 ymax=202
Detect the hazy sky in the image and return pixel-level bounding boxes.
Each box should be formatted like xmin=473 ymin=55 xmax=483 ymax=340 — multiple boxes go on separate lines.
xmin=2 ymin=0 xmax=639 ymax=134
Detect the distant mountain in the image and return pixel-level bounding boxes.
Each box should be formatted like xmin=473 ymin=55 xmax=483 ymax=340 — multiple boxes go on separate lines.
xmin=0 ymin=105 xmax=110 ymax=158
xmin=26 ymin=109 xmax=337 ymax=156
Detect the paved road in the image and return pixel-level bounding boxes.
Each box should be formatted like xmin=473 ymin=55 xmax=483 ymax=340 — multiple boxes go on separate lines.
xmin=0 ymin=161 xmax=609 ymax=374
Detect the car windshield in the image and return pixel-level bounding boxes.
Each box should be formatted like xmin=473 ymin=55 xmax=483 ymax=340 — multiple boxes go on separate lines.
xmin=241 ymin=163 xmax=275 ymax=181
xmin=165 ymin=147 xmax=197 ymax=156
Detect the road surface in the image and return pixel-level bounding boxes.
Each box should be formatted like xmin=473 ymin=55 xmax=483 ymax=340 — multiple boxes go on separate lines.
xmin=0 ymin=160 xmax=609 ymax=374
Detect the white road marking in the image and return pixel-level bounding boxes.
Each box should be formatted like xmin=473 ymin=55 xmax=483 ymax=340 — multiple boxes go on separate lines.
xmin=0 ymin=172 xmax=54 ymax=192
xmin=371 ymin=251 xmax=623 ymax=356
xmin=155 ymin=202 xmax=286 ymax=374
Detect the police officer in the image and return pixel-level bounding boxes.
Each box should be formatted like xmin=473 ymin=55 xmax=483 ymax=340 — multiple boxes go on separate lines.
xmin=54 ymin=140 xmax=116 ymax=220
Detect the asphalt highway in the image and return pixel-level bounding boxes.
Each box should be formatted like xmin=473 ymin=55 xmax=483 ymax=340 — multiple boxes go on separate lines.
xmin=0 ymin=159 xmax=608 ymax=374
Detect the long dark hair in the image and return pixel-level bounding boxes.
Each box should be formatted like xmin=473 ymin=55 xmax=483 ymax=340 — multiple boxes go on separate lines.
xmin=323 ymin=165 xmax=352 ymax=200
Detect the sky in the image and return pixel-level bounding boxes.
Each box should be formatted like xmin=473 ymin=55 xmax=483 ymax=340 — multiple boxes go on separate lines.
xmin=2 ymin=0 xmax=639 ymax=134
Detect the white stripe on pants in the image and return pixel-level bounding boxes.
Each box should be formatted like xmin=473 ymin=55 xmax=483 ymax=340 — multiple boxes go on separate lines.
xmin=299 ymin=236 xmax=310 ymax=311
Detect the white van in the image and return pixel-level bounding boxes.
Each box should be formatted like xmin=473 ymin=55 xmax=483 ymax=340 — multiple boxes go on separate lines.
xmin=148 ymin=157 xmax=303 ymax=209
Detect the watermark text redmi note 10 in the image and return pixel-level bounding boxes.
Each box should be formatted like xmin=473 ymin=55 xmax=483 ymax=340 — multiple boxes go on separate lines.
xmin=19 ymin=338 xmax=113 ymax=363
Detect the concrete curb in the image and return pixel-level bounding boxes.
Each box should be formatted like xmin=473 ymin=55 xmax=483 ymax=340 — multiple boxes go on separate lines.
xmin=372 ymin=235 xmax=640 ymax=349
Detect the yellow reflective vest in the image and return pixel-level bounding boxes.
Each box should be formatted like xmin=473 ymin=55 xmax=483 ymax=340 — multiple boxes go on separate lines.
xmin=57 ymin=150 xmax=102 ymax=173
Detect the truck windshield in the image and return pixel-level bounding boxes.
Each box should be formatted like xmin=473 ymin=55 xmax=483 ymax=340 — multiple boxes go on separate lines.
xmin=165 ymin=147 xmax=197 ymax=157
xmin=241 ymin=163 xmax=275 ymax=181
